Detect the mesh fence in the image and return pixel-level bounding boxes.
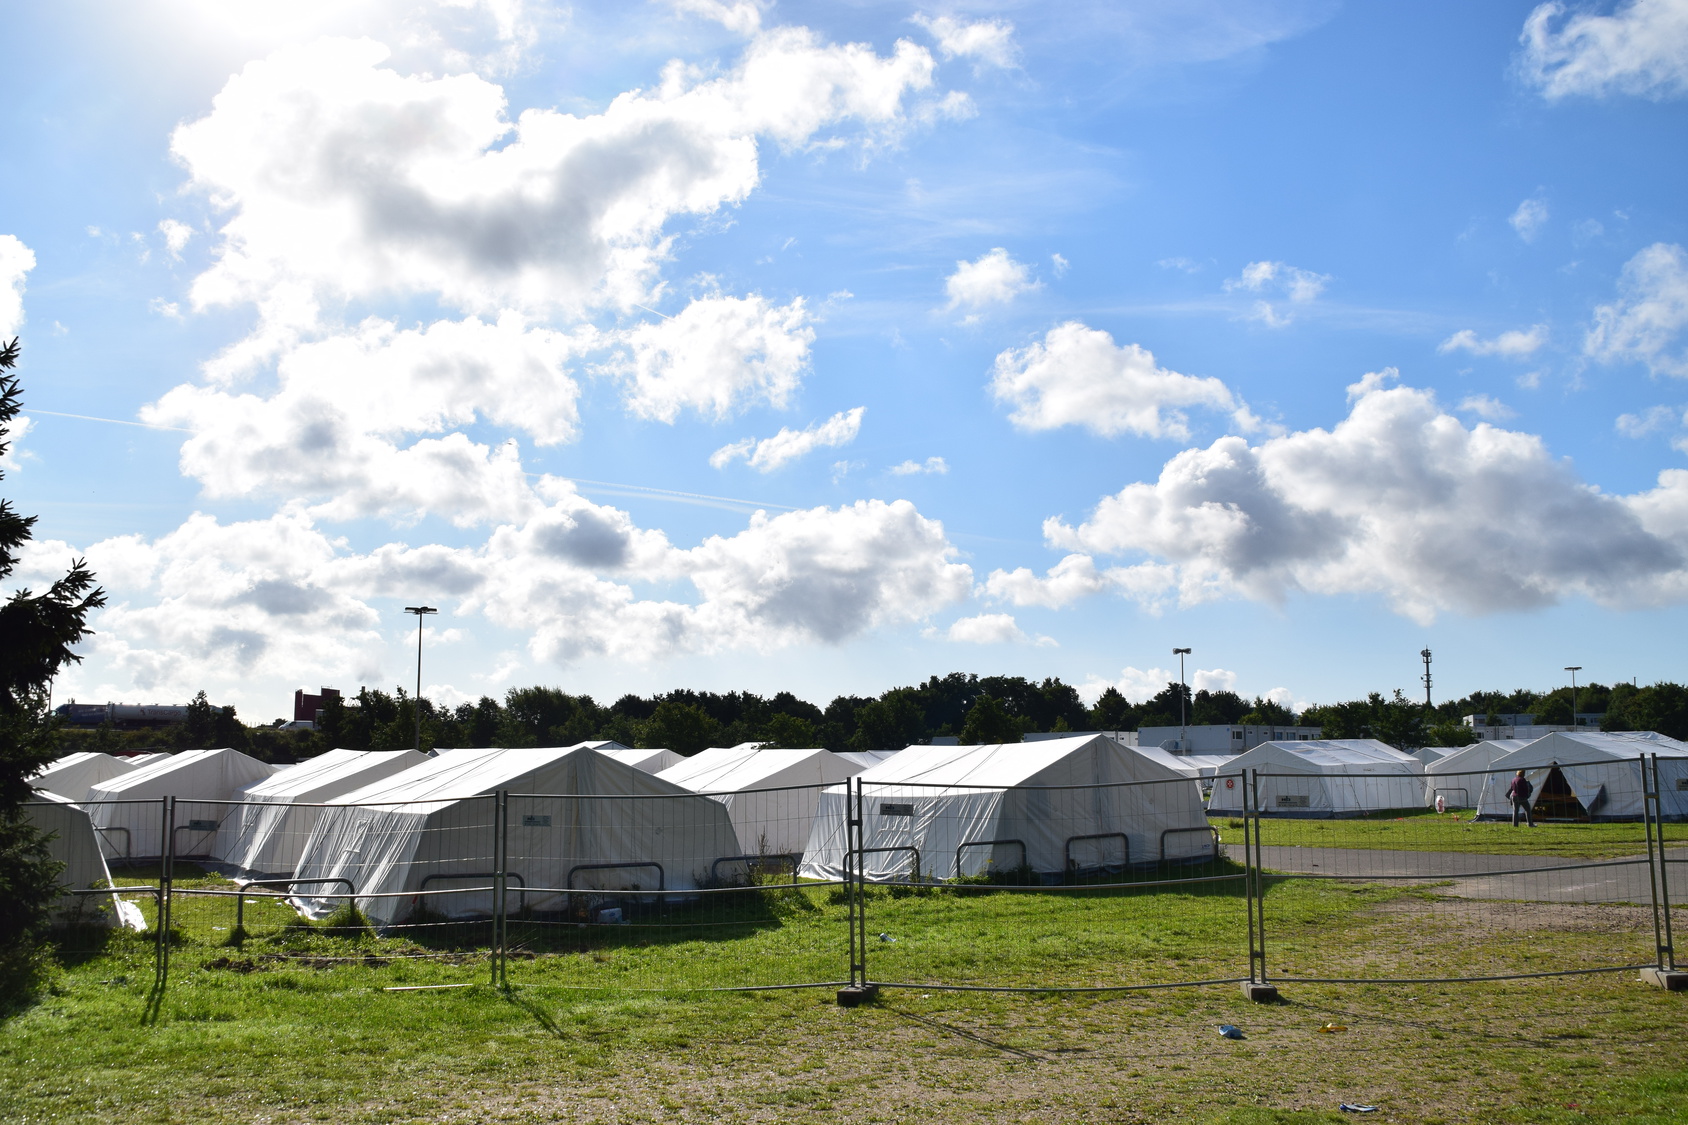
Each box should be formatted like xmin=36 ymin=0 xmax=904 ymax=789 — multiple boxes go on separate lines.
xmin=28 ymin=753 xmax=1688 ymax=998
xmin=847 ymin=775 xmax=1248 ymax=992
xmin=1243 ymin=760 xmax=1667 ymax=984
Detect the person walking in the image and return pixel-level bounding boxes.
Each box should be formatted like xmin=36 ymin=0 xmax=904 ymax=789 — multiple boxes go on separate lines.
xmin=1507 ymin=769 xmax=1534 ymax=828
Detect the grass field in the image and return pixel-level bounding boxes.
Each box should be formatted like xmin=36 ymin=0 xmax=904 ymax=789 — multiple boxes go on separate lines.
xmin=3 ymin=857 xmax=1686 ymax=1123
xmin=1213 ymin=809 xmax=1688 ymax=859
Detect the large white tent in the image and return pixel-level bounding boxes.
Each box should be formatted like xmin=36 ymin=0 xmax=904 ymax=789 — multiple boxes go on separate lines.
xmin=23 ymin=792 xmax=128 ymax=926
xmin=835 ymin=749 xmax=899 ymax=769
xmin=86 ymin=747 xmax=279 ymax=858
xmin=215 ymin=748 xmax=429 ymax=875
xmin=800 ymin=735 xmax=1213 ymax=882
xmin=1206 ymin=741 xmax=1424 ymax=815
xmin=1423 ymin=740 xmax=1532 ymax=808
xmin=291 ymin=746 xmax=740 ymax=927
xmin=657 ymin=746 xmax=863 ymax=860
xmin=599 ymin=746 xmax=682 ymax=773
xmin=122 ymin=752 xmax=172 ymax=768
xmin=1473 ymin=731 xmax=1688 ymax=820
xmin=31 ymin=752 xmax=136 ymax=802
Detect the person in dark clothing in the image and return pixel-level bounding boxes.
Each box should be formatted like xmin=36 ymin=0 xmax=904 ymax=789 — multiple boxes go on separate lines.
xmin=1507 ymin=769 xmax=1534 ymax=828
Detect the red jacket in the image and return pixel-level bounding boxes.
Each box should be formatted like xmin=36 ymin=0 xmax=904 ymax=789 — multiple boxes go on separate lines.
xmin=1507 ymin=775 xmax=1533 ymax=802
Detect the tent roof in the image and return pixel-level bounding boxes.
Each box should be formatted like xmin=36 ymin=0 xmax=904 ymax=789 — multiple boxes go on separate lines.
xmin=331 ymin=745 xmax=703 ymax=811
xmin=598 ymin=746 xmax=681 ymax=771
xmin=1427 ymin=740 xmax=1532 ymax=774
xmin=239 ymin=748 xmax=428 ymax=801
xmin=1495 ymin=730 xmax=1688 ymax=766
xmin=658 ymin=745 xmax=861 ymax=792
xmin=835 ymin=749 xmax=899 ymax=769
xmin=89 ymin=747 xmax=277 ymax=797
xmin=1215 ymin=740 xmax=1420 ymax=773
xmin=32 ymin=752 xmax=136 ymax=797
xmin=853 ymin=735 xmax=1187 ymax=788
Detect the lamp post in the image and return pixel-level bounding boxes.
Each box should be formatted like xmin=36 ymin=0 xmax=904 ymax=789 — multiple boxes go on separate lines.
xmin=1173 ymin=647 xmax=1191 ymax=753
xmin=404 ymin=606 xmax=438 ymax=753
xmin=1564 ymin=666 xmax=1582 ymax=730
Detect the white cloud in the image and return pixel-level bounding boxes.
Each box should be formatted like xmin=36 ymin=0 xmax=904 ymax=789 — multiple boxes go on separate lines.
xmin=911 ymin=14 xmax=1018 ymax=69
xmin=1078 ymin=666 xmax=1176 ymax=706
xmin=1439 ymin=324 xmax=1548 ymax=358
xmin=1050 ymin=253 xmax=1069 ymax=278
xmin=1036 ymin=372 xmax=1688 ymax=623
xmin=143 ymin=312 xmax=585 ymax=525
xmin=1616 ymin=404 xmax=1685 ymax=437
xmin=1510 ymin=195 xmax=1550 ymax=241
xmin=989 ymin=321 xmax=1260 ymax=440
xmin=158 ymin=219 xmax=195 ymax=260
xmin=1158 ymin=257 xmax=1202 ymax=273
xmin=0 ymin=414 xmax=33 ymax=475
xmin=1520 ymin=0 xmax=1688 ymax=100
xmin=671 ymin=0 xmax=765 ymax=35
xmin=982 ymin=553 xmax=1109 ymax=608
xmin=1457 ymin=394 xmax=1518 ymax=421
xmin=173 ymin=29 xmax=942 ymax=352
xmin=888 ymin=455 xmax=948 ymax=475
xmin=1585 ymin=242 xmax=1688 ymax=376
xmin=943 ymin=613 xmax=1027 ymax=644
xmin=1224 ymin=259 xmax=1329 ymax=326
xmin=710 ymin=406 xmax=865 ymax=471
xmin=944 ymin=247 xmax=1038 ymax=311
xmin=617 ymin=294 xmax=814 ymax=423
xmin=0 ymin=234 xmax=36 ymax=338
xmin=150 ymin=298 xmax=183 ymax=320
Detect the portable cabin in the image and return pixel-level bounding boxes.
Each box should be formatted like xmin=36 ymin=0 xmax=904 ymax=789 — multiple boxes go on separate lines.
xmin=31 ymin=752 xmax=137 ymax=802
xmin=290 ymin=746 xmax=740 ymax=927
xmin=86 ymin=747 xmax=279 ymax=858
xmin=1422 ymin=740 xmax=1532 ymax=808
xmin=657 ymin=745 xmax=863 ymax=860
xmin=1205 ymin=740 xmax=1424 ymax=816
xmin=1472 ymin=731 xmax=1688 ymax=820
xmin=216 ymin=748 xmax=430 ymax=875
xmin=800 ymin=734 xmax=1213 ymax=882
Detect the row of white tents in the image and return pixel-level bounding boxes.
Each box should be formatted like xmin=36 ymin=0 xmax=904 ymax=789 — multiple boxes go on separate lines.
xmin=25 ymin=729 xmax=1688 ymax=929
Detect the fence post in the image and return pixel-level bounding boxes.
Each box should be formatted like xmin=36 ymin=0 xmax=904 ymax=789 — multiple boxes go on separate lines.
xmin=158 ymin=795 xmax=175 ymax=991
xmin=493 ymin=790 xmax=508 ymax=989
xmin=838 ymin=776 xmax=875 ymax=1006
xmin=1651 ymin=755 xmax=1676 ymax=972
xmin=1242 ymin=769 xmax=1279 ymax=1002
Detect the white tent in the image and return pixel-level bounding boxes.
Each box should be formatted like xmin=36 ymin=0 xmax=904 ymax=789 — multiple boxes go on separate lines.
xmin=800 ymin=735 xmax=1213 ymax=882
xmin=1182 ymin=754 xmax=1237 ymax=779
xmin=216 ymin=748 xmax=430 ymax=875
xmin=835 ymin=749 xmax=899 ymax=769
xmin=657 ymin=746 xmax=863 ymax=859
xmin=291 ymin=746 xmax=741 ymax=927
xmin=1423 ymin=740 xmax=1532 ymax=808
xmin=1206 ymin=740 xmax=1424 ymax=815
xmin=1414 ymin=746 xmax=1454 ymax=765
xmin=31 ymin=752 xmax=136 ymax=802
xmin=1473 ymin=731 xmax=1688 ymax=820
xmin=86 ymin=747 xmax=279 ymax=858
xmin=122 ymin=752 xmax=173 ymax=768
xmin=599 ymin=746 xmax=682 ymax=773
xmin=24 ymin=792 xmax=129 ymax=926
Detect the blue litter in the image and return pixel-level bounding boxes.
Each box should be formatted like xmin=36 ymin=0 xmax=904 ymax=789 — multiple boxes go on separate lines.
xmin=1339 ymin=1105 xmax=1378 ymax=1114
xmin=878 ymin=932 xmax=897 ymax=943
xmin=1218 ymin=1024 xmax=1245 ymax=1039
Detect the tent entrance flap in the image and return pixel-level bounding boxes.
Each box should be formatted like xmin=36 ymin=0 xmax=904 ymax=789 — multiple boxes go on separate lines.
xmin=1537 ymin=766 xmax=1588 ymax=820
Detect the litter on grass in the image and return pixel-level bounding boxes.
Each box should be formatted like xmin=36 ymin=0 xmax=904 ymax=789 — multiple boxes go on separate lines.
xmin=1218 ymin=1024 xmax=1245 ymax=1039
xmin=1339 ymin=1105 xmax=1378 ymax=1114
xmin=1318 ymin=1023 xmax=1348 ymax=1033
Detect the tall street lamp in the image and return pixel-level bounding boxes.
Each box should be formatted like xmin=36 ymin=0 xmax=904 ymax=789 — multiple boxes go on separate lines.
xmin=405 ymin=606 xmax=438 ymax=753
xmin=1564 ymin=666 xmax=1582 ymax=731
xmin=1173 ymin=647 xmax=1191 ymax=753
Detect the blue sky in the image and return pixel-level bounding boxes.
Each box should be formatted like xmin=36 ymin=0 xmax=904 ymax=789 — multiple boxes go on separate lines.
xmin=3 ymin=0 xmax=1687 ymax=722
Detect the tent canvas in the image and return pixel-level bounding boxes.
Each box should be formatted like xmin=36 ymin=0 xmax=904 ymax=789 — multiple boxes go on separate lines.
xmin=1206 ymin=740 xmax=1423 ymax=815
xmin=835 ymin=750 xmax=899 ymax=769
xmin=122 ymin=752 xmax=172 ymax=768
xmin=291 ymin=746 xmax=740 ymax=927
xmin=86 ymin=747 xmax=279 ymax=858
xmin=24 ymin=792 xmax=129 ymax=927
xmin=1423 ymin=740 xmax=1532 ymax=808
xmin=800 ymin=735 xmax=1213 ymax=882
xmin=657 ymin=746 xmax=863 ymax=858
xmin=1472 ymin=731 xmax=1688 ymax=820
xmin=31 ymin=752 xmax=136 ymax=802
xmin=599 ymin=746 xmax=682 ymax=773
xmin=216 ymin=748 xmax=430 ymax=875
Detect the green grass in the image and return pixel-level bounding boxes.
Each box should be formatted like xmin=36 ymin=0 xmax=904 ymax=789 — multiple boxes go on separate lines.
xmin=4 ymin=860 xmax=1686 ymax=1123
xmin=1214 ymin=808 xmax=1688 ymax=858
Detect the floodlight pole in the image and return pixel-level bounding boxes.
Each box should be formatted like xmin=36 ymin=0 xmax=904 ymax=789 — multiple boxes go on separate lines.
xmin=1173 ymin=647 xmax=1192 ymax=753
xmin=1565 ymin=666 xmax=1582 ymax=730
xmin=405 ymin=606 xmax=438 ymax=752
xmin=1420 ymin=648 xmax=1433 ymax=713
